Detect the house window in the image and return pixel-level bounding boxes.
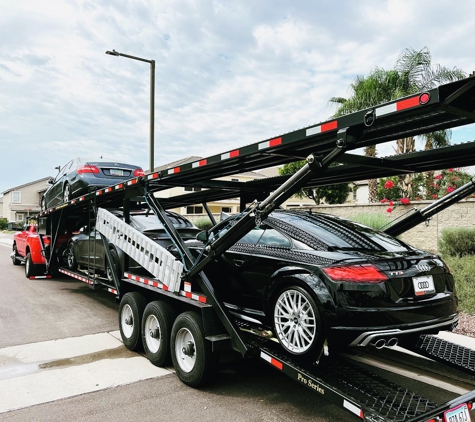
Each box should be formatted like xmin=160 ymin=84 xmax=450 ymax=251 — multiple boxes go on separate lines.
xmin=222 ymin=207 xmax=232 ymax=213
xmin=186 ymin=206 xmax=203 ymax=214
xmin=12 ymin=191 xmax=21 ymax=204
xmin=184 ymin=186 xmax=202 ymax=192
xmin=17 ymin=214 xmax=24 ymax=222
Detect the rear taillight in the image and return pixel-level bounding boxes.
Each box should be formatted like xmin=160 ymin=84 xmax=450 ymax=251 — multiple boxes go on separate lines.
xmin=134 ymin=168 xmax=145 ymax=177
xmin=77 ymin=165 xmax=99 ymax=174
xmin=322 ymin=264 xmax=388 ymax=284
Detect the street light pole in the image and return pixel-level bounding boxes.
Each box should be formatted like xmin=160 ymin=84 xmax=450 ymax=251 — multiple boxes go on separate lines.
xmin=106 ymin=49 xmax=155 ymax=173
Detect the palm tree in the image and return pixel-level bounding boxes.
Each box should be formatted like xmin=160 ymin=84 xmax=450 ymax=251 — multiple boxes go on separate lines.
xmin=330 ymin=47 xmax=465 ymax=201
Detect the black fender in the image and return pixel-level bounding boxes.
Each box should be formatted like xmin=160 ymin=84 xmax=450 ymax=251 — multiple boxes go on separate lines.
xmin=264 ymin=266 xmax=336 ymax=318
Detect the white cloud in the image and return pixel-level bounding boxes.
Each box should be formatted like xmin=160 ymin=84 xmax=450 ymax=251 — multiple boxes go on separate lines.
xmin=1 ymin=0 xmax=475 ymax=193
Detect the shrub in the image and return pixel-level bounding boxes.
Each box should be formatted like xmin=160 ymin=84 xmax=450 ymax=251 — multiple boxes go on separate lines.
xmin=193 ymin=217 xmax=213 ymax=231
xmin=0 ymin=218 xmax=7 ymax=230
xmin=439 ymin=228 xmax=475 ymax=257
xmin=349 ymin=213 xmax=392 ymax=230
xmin=444 ymin=255 xmax=475 ymax=314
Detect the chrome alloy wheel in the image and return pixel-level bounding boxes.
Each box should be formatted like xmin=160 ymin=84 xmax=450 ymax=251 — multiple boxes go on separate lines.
xmin=274 ymin=289 xmax=317 ymax=354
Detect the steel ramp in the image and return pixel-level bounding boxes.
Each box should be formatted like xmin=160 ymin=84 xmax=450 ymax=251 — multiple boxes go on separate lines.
xmin=409 ymin=334 xmax=475 ymax=376
xmin=95 ymin=208 xmax=184 ymax=292
xmin=256 ymin=342 xmax=438 ymax=421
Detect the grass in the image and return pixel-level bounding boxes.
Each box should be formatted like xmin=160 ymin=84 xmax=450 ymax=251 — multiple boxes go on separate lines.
xmin=444 ymin=255 xmax=475 ymax=314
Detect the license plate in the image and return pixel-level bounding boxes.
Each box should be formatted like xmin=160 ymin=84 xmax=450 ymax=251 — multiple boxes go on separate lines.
xmin=444 ymin=403 xmax=471 ymax=422
xmin=110 ymin=169 xmax=123 ymax=176
xmin=412 ymin=275 xmax=435 ymax=296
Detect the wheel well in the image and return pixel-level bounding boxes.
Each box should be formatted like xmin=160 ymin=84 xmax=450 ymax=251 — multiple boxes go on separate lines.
xmin=266 ymin=273 xmax=327 ymax=323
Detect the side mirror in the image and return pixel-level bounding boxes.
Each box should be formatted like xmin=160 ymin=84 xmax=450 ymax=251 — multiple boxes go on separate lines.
xmin=48 ymin=178 xmax=54 ymax=185
xmin=196 ymin=231 xmax=209 ymax=242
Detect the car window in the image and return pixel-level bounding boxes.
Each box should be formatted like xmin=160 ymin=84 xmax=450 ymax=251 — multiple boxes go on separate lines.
xmin=237 ymin=226 xmax=291 ymax=248
xmin=258 ymin=228 xmax=291 ymax=247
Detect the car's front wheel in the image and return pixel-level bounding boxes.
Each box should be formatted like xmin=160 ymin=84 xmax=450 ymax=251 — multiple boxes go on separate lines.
xmin=273 ymin=285 xmax=324 ymax=358
xmin=12 ymin=244 xmax=20 ymax=266
xmin=63 ymin=183 xmax=71 ymax=203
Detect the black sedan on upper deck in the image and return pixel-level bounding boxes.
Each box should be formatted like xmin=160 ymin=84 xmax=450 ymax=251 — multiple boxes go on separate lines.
xmin=41 ymin=157 xmax=145 ymax=210
xmin=188 ymin=209 xmax=458 ymax=357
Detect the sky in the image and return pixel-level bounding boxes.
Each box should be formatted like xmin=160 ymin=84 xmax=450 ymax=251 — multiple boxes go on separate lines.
xmin=1 ymin=0 xmax=475 ymax=195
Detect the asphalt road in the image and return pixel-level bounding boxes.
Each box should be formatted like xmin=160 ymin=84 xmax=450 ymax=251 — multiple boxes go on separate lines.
xmin=1 ymin=231 xmax=475 ymax=422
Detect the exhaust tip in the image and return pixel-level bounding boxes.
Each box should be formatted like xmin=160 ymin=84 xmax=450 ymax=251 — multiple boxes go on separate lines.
xmin=372 ymin=339 xmax=386 ymax=349
xmin=387 ymin=338 xmax=398 ymax=347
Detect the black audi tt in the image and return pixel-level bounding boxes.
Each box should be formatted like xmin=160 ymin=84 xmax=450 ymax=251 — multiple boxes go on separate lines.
xmin=190 ymin=209 xmax=457 ymax=357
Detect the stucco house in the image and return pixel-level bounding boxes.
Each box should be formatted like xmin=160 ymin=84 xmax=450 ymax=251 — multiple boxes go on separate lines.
xmin=2 ymin=177 xmax=50 ymax=222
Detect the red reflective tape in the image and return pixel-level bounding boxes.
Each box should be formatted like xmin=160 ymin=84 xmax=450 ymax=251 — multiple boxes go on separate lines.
xmin=163 ymin=285 xmax=169 ymax=291
xmin=198 ymin=296 xmax=207 ymax=303
xmin=150 ymin=172 xmax=159 ymax=179
xmin=269 ymin=137 xmax=282 ymax=147
xmin=185 ymin=292 xmax=192 ymax=298
xmin=270 ymin=357 xmax=283 ymax=370
xmin=105 ymin=187 xmax=112 ymax=193
xmin=396 ymin=96 xmax=420 ymax=111
xmin=199 ymin=159 xmax=207 ymax=166
xmin=230 ymin=149 xmax=240 ymax=158
xmin=97 ymin=190 xmax=103 ymax=195
xmin=116 ymin=183 xmax=124 ymax=189
xmin=321 ymin=120 xmax=338 ymax=132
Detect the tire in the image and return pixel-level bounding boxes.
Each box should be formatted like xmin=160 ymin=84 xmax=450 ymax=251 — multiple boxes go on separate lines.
xmin=142 ymin=301 xmax=176 ymax=367
xmin=106 ymin=249 xmax=121 ymax=284
xmin=66 ymin=243 xmax=77 ymax=270
xmin=273 ymin=285 xmax=324 ymax=358
xmin=12 ymin=244 xmax=20 ymax=266
xmin=25 ymin=253 xmax=40 ymax=278
xmin=63 ymin=183 xmax=71 ymax=203
xmin=119 ymin=292 xmax=147 ymax=351
xmin=171 ymin=311 xmax=214 ymax=388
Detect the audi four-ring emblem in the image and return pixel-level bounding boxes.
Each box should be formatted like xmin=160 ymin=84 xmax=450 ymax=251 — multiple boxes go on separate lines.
xmin=418 ymin=281 xmax=430 ymax=289
xmin=416 ymin=263 xmax=431 ymax=272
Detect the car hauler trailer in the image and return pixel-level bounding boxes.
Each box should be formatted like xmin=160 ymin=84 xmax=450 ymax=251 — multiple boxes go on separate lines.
xmin=30 ymin=74 xmax=475 ymax=421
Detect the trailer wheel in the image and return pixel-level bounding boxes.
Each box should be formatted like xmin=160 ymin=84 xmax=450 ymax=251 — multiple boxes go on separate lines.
xmin=106 ymin=249 xmax=120 ymax=284
xmin=12 ymin=245 xmax=20 ymax=266
xmin=273 ymin=285 xmax=323 ymax=358
xmin=25 ymin=253 xmax=40 ymax=278
xmin=66 ymin=243 xmax=77 ymax=270
xmin=142 ymin=301 xmax=176 ymax=367
xmin=119 ymin=292 xmax=147 ymax=351
xmin=171 ymin=311 xmax=213 ymax=388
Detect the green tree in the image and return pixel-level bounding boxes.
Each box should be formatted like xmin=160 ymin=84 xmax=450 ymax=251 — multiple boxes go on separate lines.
xmin=329 ymin=47 xmax=465 ymax=201
xmin=279 ymin=161 xmax=352 ymax=205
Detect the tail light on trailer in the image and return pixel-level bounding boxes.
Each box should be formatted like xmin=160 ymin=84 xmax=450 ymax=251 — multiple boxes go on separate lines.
xmin=77 ymin=165 xmax=100 ymax=174
xmin=322 ymin=264 xmax=388 ymax=284
xmin=134 ymin=168 xmax=145 ymax=177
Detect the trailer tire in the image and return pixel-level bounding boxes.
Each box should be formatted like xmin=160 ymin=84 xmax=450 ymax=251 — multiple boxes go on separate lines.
xmin=25 ymin=253 xmax=40 ymax=278
xmin=171 ymin=311 xmax=214 ymax=388
xmin=142 ymin=301 xmax=176 ymax=367
xmin=12 ymin=245 xmax=20 ymax=266
xmin=272 ymin=285 xmax=324 ymax=359
xmin=66 ymin=243 xmax=78 ymax=270
xmin=119 ymin=292 xmax=147 ymax=351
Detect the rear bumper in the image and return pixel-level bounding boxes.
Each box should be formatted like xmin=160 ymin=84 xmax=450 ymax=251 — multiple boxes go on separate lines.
xmin=330 ymin=313 xmax=458 ymax=347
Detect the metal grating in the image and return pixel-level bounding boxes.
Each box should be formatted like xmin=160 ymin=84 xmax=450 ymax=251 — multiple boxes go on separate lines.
xmin=259 ymin=342 xmax=437 ymax=421
xmin=415 ymin=334 xmax=475 ymax=374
